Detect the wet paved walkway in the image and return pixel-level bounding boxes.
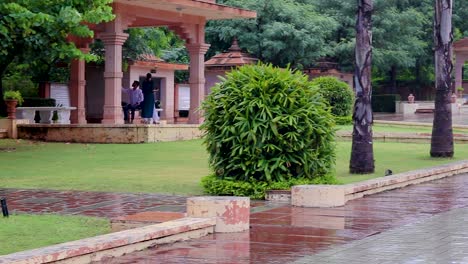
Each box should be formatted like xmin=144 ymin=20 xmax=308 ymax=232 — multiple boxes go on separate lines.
xmin=0 ymin=189 xmax=188 ymax=218
xmin=2 ymin=174 xmax=468 ymax=263
xmin=107 ymin=174 xmax=468 ymax=264
xmin=293 ymin=207 xmax=468 ymax=264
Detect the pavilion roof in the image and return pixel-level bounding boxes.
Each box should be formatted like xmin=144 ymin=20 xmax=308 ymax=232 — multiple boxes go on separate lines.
xmin=454 ymin=38 xmax=468 ymax=52
xmin=205 ymin=39 xmax=258 ymax=69
xmin=115 ymin=0 xmax=256 ymax=20
xmin=129 ymin=54 xmax=189 ymax=70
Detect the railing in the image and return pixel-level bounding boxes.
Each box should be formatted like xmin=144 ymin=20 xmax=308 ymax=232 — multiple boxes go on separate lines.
xmin=16 ymin=107 xmax=77 ymax=124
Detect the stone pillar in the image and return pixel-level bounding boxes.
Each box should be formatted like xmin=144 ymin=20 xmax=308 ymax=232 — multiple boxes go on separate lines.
xmin=100 ymin=32 xmax=128 ymax=124
xmin=455 ymin=55 xmax=464 ymax=91
xmin=69 ymin=48 xmax=89 ymax=124
xmin=186 ymin=43 xmax=210 ymax=124
xmin=186 ymin=196 xmax=250 ymax=233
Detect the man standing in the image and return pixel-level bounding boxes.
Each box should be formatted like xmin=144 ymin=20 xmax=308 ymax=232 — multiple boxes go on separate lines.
xmin=122 ymin=81 xmax=143 ymax=124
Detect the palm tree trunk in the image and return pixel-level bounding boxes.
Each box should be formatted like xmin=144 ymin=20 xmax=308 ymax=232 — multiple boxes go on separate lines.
xmin=431 ymin=0 xmax=453 ymax=158
xmin=350 ymin=0 xmax=375 ymax=174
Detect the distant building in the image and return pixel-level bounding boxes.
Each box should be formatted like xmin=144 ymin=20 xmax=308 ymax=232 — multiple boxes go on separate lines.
xmin=303 ymin=60 xmax=354 ymax=87
xmin=205 ymin=38 xmax=259 ymax=94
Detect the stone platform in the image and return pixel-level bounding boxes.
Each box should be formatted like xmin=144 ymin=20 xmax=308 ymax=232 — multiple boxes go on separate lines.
xmin=16 ymin=123 xmax=202 ymax=143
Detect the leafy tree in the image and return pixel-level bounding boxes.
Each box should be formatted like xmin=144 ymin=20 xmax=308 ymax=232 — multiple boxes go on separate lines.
xmin=206 ymin=0 xmax=337 ymax=68
xmin=430 ymin=0 xmax=454 ymax=158
xmin=313 ymin=0 xmax=430 ymax=92
xmin=0 ymin=0 xmax=114 ymax=115
xmin=350 ymin=0 xmax=375 ymax=174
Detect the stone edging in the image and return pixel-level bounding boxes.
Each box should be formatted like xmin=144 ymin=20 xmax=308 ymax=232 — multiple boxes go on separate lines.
xmin=336 ymin=131 xmax=468 ymax=144
xmin=292 ymin=160 xmax=468 ymax=208
xmin=0 ymin=217 xmax=215 ymax=264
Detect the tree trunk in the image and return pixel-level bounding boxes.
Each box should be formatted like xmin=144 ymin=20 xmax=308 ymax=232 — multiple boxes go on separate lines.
xmin=430 ymin=0 xmax=454 ymax=158
xmin=350 ymin=0 xmax=375 ymax=174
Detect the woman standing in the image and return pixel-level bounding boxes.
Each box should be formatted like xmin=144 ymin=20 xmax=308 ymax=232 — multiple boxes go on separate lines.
xmin=141 ymin=73 xmax=155 ymax=124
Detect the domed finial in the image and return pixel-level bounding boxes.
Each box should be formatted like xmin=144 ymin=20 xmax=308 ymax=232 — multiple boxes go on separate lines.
xmin=228 ymin=37 xmax=241 ymax=52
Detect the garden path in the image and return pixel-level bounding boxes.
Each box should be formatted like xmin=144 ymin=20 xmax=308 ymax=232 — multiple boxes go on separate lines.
xmin=2 ymin=174 xmax=468 ymax=263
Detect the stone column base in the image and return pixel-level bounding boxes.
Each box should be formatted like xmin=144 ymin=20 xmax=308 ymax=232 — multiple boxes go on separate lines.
xmin=186 ymin=196 xmax=250 ymax=233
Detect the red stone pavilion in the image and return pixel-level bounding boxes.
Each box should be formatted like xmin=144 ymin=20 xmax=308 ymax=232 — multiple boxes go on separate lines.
xmin=69 ymin=0 xmax=256 ymax=125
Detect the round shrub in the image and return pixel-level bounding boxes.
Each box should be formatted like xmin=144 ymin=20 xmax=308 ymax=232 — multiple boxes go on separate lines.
xmin=310 ymin=76 xmax=354 ymax=118
xmin=201 ymin=64 xmax=336 ymax=187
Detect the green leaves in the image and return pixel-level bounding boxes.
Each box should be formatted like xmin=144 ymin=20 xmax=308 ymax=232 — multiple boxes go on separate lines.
xmin=0 ymin=0 xmax=114 ymax=68
xmin=311 ymin=76 xmax=354 ymax=118
xmin=201 ymin=64 xmax=337 ymax=184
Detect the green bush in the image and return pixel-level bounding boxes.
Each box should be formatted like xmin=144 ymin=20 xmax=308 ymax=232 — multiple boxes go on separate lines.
xmin=22 ymin=97 xmax=56 ymax=107
xmin=335 ymin=116 xmax=353 ymax=125
xmin=201 ymin=174 xmax=339 ymax=199
xmin=201 ymin=64 xmax=336 ymax=184
xmin=2 ymin=72 xmax=37 ymax=97
xmin=372 ymin=94 xmax=401 ymax=112
xmin=3 ymin=90 xmax=24 ymax=105
xmin=310 ymin=76 xmax=354 ymax=117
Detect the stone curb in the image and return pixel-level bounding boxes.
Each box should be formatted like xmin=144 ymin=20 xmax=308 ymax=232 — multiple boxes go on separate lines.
xmin=336 ymin=131 xmax=468 ymax=144
xmin=0 ymin=217 xmax=215 ymax=264
xmin=292 ymin=160 xmax=468 ymax=208
xmin=374 ymin=120 xmax=468 ymax=129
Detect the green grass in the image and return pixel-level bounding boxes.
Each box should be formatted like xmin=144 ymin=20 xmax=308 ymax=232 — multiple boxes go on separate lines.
xmin=0 ymin=139 xmax=209 ymax=195
xmin=0 ymin=214 xmax=110 ymax=255
xmin=335 ymin=141 xmax=468 ymax=184
xmin=1 ymin=137 xmax=467 ymax=194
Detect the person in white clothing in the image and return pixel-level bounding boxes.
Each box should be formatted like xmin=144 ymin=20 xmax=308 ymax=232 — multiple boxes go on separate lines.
xmin=122 ymin=81 xmax=143 ymax=124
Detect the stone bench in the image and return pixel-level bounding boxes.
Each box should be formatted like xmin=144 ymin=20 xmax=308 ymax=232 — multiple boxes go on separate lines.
xmin=16 ymin=107 xmax=77 ymax=124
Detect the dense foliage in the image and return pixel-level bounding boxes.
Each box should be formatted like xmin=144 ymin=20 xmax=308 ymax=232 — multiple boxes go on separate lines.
xmin=206 ymin=0 xmax=468 ymax=97
xmin=207 ymin=0 xmax=336 ymax=68
xmin=311 ymin=76 xmax=354 ymax=122
xmin=372 ymin=94 xmax=401 ymax=113
xmin=201 ymin=64 xmax=336 ymax=186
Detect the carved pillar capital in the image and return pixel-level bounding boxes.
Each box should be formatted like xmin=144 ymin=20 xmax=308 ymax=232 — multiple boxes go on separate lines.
xmin=186 ymin=43 xmax=211 ymax=54
xmin=98 ymin=33 xmax=129 ymax=46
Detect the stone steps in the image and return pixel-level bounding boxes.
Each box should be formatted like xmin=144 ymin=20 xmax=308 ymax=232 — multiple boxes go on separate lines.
xmin=0 ymin=129 xmax=7 ymax=139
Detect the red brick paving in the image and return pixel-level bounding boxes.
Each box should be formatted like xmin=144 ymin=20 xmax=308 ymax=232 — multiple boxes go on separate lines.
xmin=0 ymin=189 xmax=187 ymax=218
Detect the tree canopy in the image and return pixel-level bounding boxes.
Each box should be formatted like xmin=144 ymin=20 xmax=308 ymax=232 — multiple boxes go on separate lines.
xmin=0 ymin=0 xmax=114 ymax=114
xmin=207 ymin=0 xmax=337 ymax=68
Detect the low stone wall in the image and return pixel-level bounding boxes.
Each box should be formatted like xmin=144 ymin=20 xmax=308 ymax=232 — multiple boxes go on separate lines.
xmin=0 ymin=217 xmax=216 ymax=264
xmin=17 ymin=124 xmax=202 ymax=143
xmin=336 ymin=131 xmax=468 ymax=144
xmin=292 ymin=160 xmax=468 ymax=208
xmin=0 ymin=119 xmax=30 ymax=139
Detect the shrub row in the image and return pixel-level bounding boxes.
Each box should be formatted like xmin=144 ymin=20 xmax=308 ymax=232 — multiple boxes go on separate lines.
xmin=201 ymin=174 xmax=339 ymax=199
xmin=22 ymin=97 xmax=56 ymax=107
xmin=372 ymin=94 xmax=401 ymax=113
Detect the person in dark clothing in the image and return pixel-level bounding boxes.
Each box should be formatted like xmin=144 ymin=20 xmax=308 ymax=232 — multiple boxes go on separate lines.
xmin=141 ymin=73 xmax=155 ymax=123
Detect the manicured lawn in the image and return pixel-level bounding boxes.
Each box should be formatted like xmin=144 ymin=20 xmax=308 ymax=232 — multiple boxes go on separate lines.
xmin=1 ymin=136 xmax=467 ymax=194
xmin=0 ymin=139 xmax=209 ymax=195
xmin=0 ymin=214 xmax=110 ymax=255
xmin=335 ymin=141 xmax=467 ymax=184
